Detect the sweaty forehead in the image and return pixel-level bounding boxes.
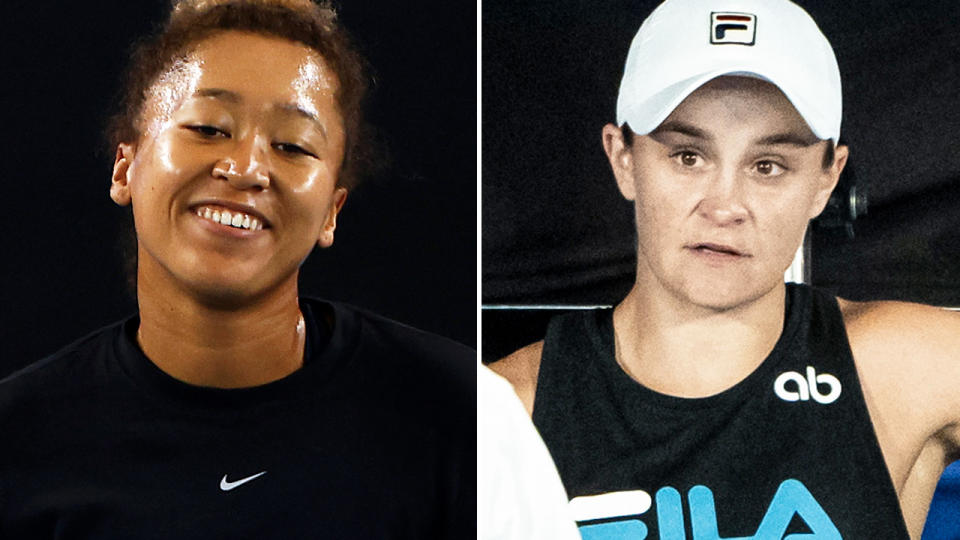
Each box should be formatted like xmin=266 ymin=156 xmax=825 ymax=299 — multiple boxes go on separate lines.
xmin=139 ymin=31 xmax=339 ymax=132
xmin=187 ymin=31 xmax=337 ymax=92
xmin=656 ymin=76 xmax=818 ymax=144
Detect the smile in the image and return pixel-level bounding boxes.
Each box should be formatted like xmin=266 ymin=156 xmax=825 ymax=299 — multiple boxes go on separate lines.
xmin=194 ymin=206 xmax=264 ymax=231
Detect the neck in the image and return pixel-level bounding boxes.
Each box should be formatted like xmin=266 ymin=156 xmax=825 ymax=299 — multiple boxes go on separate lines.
xmin=613 ymin=277 xmax=786 ymax=398
xmin=135 ymin=266 xmax=306 ymax=389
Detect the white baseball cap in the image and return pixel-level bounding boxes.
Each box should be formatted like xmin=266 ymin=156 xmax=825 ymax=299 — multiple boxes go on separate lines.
xmin=616 ymin=0 xmax=842 ymax=142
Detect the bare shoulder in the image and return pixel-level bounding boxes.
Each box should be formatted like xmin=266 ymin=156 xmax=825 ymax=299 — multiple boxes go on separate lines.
xmin=838 ymin=297 xmax=960 ymax=452
xmin=839 ymin=297 xmax=960 ymax=361
xmin=488 ymin=341 xmax=544 ymax=416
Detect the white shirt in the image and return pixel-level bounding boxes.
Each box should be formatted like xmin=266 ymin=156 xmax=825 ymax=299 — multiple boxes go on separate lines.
xmin=478 ymin=364 xmax=582 ymax=540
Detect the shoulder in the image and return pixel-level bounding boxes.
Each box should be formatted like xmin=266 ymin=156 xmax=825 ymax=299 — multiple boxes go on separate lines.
xmin=0 ymin=322 xmax=121 ymax=397
xmin=310 ymin=298 xmax=476 ymax=421
xmin=839 ymin=297 xmax=960 ymax=452
xmin=324 ymin=299 xmax=474 ymax=373
xmin=0 ymin=322 xmax=123 ymax=450
xmin=839 ymin=297 xmax=960 ymax=369
xmin=308 ymin=298 xmax=473 ymax=370
xmin=488 ymin=340 xmax=543 ymax=416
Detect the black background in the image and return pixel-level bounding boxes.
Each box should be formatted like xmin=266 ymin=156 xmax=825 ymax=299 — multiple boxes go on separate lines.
xmin=0 ymin=0 xmax=476 ymax=379
xmin=483 ymin=0 xmax=960 ymax=312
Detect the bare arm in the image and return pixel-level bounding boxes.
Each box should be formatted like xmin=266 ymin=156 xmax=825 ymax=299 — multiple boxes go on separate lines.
xmin=488 ymin=341 xmax=544 ymax=416
xmin=841 ymin=299 xmax=960 ymax=537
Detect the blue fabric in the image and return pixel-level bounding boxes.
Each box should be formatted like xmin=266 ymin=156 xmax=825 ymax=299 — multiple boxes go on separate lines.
xmin=923 ymin=461 xmax=960 ymax=540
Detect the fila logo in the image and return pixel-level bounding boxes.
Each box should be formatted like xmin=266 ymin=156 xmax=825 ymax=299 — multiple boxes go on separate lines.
xmin=774 ymin=366 xmax=842 ymax=404
xmin=710 ymin=12 xmax=757 ymax=45
xmin=571 ymin=479 xmax=839 ymax=539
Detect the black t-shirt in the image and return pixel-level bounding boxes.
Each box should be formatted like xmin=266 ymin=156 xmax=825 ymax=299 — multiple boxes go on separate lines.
xmin=0 ymin=298 xmax=476 ymax=539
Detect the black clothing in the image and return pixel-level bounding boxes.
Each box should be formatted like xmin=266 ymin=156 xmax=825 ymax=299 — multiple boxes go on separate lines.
xmin=533 ymin=284 xmax=909 ymax=539
xmin=0 ymin=299 xmax=475 ymax=539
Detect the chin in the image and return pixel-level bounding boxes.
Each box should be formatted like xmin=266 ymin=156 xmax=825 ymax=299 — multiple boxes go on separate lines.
xmin=677 ymin=278 xmax=780 ymax=313
xmin=179 ymin=267 xmax=283 ymax=310
xmin=196 ymin=285 xmax=260 ymax=309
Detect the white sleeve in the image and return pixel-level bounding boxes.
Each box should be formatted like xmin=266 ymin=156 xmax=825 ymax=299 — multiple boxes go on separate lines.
xmin=478 ymin=364 xmax=582 ymax=540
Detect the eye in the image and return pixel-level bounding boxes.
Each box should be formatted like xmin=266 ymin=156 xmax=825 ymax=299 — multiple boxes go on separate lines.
xmin=274 ymin=142 xmax=317 ymax=159
xmin=755 ymin=160 xmax=786 ymax=176
xmin=671 ymin=150 xmax=703 ymax=168
xmin=185 ymin=125 xmax=229 ymax=138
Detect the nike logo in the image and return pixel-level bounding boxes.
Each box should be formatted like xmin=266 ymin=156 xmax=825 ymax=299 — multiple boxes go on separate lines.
xmin=220 ymin=471 xmax=267 ymax=491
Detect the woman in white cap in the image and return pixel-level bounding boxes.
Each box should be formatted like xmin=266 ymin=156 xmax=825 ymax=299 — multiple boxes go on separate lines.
xmin=493 ymin=0 xmax=959 ymax=537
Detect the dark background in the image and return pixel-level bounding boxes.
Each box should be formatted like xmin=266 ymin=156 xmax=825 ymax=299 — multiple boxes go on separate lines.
xmin=0 ymin=0 xmax=476 ymax=379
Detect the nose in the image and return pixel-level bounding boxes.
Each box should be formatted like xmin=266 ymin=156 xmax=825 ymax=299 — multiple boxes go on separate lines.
xmin=695 ymin=167 xmax=749 ymax=226
xmin=212 ymin=133 xmax=270 ymax=191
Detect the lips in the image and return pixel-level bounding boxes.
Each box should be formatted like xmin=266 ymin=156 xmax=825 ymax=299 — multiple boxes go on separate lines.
xmin=687 ymin=242 xmax=749 ymax=257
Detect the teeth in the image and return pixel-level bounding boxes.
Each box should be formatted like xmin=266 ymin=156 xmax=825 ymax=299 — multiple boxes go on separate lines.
xmin=195 ymin=206 xmax=264 ymax=231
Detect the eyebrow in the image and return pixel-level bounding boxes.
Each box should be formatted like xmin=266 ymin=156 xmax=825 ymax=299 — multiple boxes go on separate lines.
xmin=651 ymin=120 xmax=819 ymax=147
xmin=650 ymin=121 xmax=710 ymax=141
xmin=754 ymin=132 xmax=820 ymax=147
xmin=275 ymin=103 xmax=328 ymax=140
xmin=191 ymin=88 xmax=327 ymax=139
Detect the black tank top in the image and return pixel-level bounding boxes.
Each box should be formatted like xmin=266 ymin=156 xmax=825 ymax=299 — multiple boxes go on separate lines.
xmin=533 ymin=284 xmax=909 ymax=539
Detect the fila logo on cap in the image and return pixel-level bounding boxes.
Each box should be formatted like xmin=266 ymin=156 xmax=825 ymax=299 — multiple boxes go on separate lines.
xmin=710 ymin=12 xmax=757 ymax=45
xmin=774 ymin=366 xmax=842 ymax=404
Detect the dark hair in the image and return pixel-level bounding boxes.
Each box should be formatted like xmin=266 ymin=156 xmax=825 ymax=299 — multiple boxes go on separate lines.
xmin=106 ymin=0 xmax=372 ymax=189
xmin=620 ymin=124 xmax=836 ymax=170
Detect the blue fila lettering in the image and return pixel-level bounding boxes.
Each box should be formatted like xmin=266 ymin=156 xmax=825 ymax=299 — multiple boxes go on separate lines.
xmin=574 ymin=479 xmax=840 ymax=539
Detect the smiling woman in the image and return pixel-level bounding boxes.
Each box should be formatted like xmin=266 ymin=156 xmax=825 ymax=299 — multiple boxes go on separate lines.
xmin=0 ymin=1 xmax=475 ymax=538
xmin=112 ymin=31 xmax=352 ymax=385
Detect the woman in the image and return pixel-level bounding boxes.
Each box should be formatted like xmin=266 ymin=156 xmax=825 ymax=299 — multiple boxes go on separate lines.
xmin=0 ymin=1 xmax=475 ymax=538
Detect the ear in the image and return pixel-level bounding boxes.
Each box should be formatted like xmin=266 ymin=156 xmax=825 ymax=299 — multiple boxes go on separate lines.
xmin=317 ymin=187 xmax=348 ymax=248
xmin=602 ymin=123 xmax=637 ymax=201
xmin=808 ymin=144 xmax=849 ymax=219
xmin=110 ymin=143 xmax=137 ymax=206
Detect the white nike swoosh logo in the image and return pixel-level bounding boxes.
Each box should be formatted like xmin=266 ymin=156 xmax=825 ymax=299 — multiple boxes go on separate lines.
xmin=220 ymin=471 xmax=267 ymax=491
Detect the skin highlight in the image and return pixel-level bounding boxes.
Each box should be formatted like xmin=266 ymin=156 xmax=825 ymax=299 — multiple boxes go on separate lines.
xmin=110 ymin=31 xmax=347 ymax=388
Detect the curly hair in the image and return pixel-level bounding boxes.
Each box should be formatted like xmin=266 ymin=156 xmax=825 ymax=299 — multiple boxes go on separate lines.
xmin=106 ymin=0 xmax=372 ymax=189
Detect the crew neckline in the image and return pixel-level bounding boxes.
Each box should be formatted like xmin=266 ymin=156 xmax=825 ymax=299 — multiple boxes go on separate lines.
xmin=593 ymin=283 xmax=806 ymax=412
xmin=113 ymin=298 xmax=358 ymax=412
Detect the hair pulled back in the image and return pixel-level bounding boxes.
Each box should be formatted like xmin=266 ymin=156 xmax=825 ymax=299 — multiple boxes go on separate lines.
xmin=107 ymin=0 xmax=371 ymax=188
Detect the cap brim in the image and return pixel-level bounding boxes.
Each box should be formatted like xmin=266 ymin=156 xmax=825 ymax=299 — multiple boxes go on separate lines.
xmin=620 ymin=69 xmax=835 ymax=142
